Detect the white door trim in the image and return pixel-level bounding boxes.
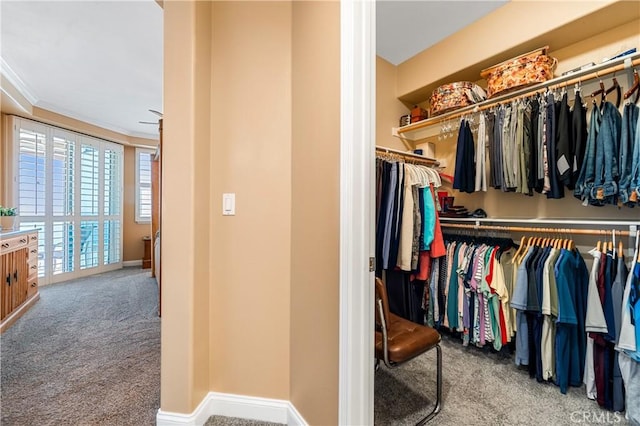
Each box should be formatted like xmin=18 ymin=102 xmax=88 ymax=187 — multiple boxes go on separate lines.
xmin=339 ymin=1 xmax=375 ymax=425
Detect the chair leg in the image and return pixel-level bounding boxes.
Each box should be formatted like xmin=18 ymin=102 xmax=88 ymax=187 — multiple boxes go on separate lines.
xmin=415 ymin=344 xmax=442 ymax=425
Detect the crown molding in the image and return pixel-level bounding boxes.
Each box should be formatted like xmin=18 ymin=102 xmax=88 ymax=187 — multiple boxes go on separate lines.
xmin=0 ymin=57 xmax=39 ymax=105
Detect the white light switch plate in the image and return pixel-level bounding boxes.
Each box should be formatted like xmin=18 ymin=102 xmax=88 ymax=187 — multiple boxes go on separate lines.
xmin=222 ymin=193 xmax=235 ymax=216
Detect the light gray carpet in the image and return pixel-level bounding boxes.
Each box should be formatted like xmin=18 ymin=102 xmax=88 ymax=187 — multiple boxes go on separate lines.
xmin=374 ymin=333 xmax=630 ymax=425
xmin=1 ymin=267 xmax=160 ymax=426
xmin=205 ymin=416 xmax=282 ymax=426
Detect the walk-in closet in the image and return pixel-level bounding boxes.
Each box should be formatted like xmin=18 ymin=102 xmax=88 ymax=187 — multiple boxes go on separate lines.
xmin=374 ymin=2 xmax=640 ymax=425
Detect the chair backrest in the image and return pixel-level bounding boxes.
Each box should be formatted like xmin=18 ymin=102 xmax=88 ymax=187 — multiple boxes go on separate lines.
xmin=375 ymin=277 xmax=390 ymax=329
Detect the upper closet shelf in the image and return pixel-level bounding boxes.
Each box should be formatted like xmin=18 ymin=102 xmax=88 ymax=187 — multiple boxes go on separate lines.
xmin=392 ymin=52 xmax=640 ymax=145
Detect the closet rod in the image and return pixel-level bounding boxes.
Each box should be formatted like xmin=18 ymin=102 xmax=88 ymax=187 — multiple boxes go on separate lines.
xmin=440 ymin=222 xmax=632 ymax=237
xmin=375 ymin=145 xmax=439 ymax=166
xmin=397 ymin=55 xmax=640 ymax=133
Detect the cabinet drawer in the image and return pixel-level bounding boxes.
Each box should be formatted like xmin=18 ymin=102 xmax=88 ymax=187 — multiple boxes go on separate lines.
xmin=0 ymin=235 xmax=29 ymax=255
xmin=27 ymin=278 xmax=38 ymax=298
xmin=27 ymin=259 xmax=39 ymax=280
xmin=27 ymin=245 xmax=39 ymax=260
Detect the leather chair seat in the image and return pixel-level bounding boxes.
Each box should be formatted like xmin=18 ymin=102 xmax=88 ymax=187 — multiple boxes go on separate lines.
xmin=375 ymin=312 xmax=441 ymax=364
xmin=375 ymin=277 xmax=443 ymax=424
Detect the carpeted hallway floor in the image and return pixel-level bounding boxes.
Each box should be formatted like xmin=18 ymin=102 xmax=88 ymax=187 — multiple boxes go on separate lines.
xmin=1 ymin=267 xmax=160 ymax=426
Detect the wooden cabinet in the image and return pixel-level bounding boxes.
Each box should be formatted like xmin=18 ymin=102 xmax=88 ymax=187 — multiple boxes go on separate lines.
xmin=142 ymin=236 xmax=151 ymax=269
xmin=0 ymin=230 xmax=40 ymax=332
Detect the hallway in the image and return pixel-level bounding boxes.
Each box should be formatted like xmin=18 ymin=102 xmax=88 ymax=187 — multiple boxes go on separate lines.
xmin=1 ymin=267 xmax=160 ymax=425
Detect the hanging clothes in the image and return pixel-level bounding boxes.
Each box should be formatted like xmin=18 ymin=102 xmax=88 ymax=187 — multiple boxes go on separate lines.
xmin=375 ymin=156 xmax=445 ymax=323
xmin=619 ymin=102 xmax=639 ymax=205
xmin=453 ymin=119 xmax=476 ymax=193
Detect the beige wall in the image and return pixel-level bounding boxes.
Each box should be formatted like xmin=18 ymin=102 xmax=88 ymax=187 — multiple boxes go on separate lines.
xmin=209 ymin=0 xmax=292 ymax=400
xmin=161 ymin=0 xmax=207 ymax=412
xmin=161 ymin=1 xmax=342 ymax=422
xmin=290 ymin=2 xmax=340 ymax=424
xmin=376 ymin=56 xmax=409 ymax=151
xmin=122 ymin=145 xmax=152 ymax=262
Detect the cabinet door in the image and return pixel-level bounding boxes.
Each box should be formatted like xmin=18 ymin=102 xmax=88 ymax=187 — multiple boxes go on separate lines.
xmin=1 ymin=252 xmax=10 ymax=321
xmin=12 ymin=248 xmax=28 ymax=310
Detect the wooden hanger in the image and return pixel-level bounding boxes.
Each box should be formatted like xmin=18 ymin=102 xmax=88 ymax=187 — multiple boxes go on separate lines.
xmin=607 ymin=240 xmax=614 ymax=252
xmin=605 ymin=77 xmax=622 ymax=108
xmin=513 ymin=235 xmax=527 ymax=262
xmin=618 ymin=240 xmax=624 ymax=258
xmin=624 ymin=70 xmax=639 ymax=103
xmin=591 ymin=79 xmax=606 ymax=106
xmin=596 ymin=240 xmax=602 ymax=252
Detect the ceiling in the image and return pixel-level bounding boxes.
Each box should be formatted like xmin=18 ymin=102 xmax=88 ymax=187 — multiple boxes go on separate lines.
xmin=1 ymin=0 xmax=163 ymax=140
xmin=0 ymin=1 xmax=505 ymax=141
xmin=376 ymin=1 xmax=508 ymax=65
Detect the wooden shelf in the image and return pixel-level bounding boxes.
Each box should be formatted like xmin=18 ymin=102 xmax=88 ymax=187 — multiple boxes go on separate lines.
xmin=393 ymin=52 xmax=640 ymax=145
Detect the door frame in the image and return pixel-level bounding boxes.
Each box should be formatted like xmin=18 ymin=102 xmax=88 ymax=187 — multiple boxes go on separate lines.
xmin=339 ymin=0 xmax=375 ymax=424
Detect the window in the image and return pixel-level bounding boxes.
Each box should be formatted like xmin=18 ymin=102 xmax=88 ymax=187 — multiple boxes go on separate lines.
xmin=135 ymin=148 xmax=153 ymax=223
xmin=12 ymin=117 xmax=123 ymax=285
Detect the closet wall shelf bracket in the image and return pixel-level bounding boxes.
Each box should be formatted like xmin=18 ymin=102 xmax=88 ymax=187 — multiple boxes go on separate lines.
xmin=393 ymin=53 xmax=640 ymax=142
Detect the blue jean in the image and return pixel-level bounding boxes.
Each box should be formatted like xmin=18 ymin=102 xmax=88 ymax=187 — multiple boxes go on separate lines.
xmin=619 ymin=103 xmax=639 ymax=204
xmin=574 ymin=106 xmax=600 ymax=202
xmin=590 ymin=102 xmax=621 ymax=205
xmin=629 ymin=107 xmax=640 ymax=205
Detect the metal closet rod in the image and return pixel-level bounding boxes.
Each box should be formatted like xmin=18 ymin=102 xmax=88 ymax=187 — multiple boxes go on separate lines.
xmin=398 ymin=55 xmax=640 ymax=132
xmin=440 ymin=222 xmax=633 ymax=237
xmin=375 ymin=145 xmax=439 ymax=166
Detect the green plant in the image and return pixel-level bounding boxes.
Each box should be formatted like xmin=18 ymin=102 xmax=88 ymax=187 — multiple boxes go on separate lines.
xmin=0 ymin=206 xmax=17 ymax=216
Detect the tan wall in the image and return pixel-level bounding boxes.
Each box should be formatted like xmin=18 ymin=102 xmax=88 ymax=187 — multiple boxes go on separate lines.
xmin=122 ymin=145 xmax=152 ymax=262
xmin=376 ymin=56 xmax=409 ymax=151
xmin=290 ymin=2 xmax=340 ymax=424
xmin=209 ymin=0 xmax=291 ymax=400
xmin=161 ymin=0 xmax=213 ymax=413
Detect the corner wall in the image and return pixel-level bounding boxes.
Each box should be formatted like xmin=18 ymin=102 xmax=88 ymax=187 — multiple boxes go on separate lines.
xmin=290 ymin=2 xmax=340 ymax=424
xmin=161 ymin=0 xmax=211 ymax=412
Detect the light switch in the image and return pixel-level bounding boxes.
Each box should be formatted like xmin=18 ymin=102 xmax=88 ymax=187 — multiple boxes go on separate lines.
xmin=222 ymin=193 xmax=235 ymax=216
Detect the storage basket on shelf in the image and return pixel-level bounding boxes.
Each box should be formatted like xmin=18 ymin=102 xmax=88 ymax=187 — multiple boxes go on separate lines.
xmin=429 ymin=82 xmax=487 ymax=116
xmin=481 ymin=46 xmax=557 ymax=98
xmin=410 ymin=105 xmax=428 ymax=123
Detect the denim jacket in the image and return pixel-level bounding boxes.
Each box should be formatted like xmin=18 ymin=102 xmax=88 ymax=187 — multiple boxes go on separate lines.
xmin=590 ymin=102 xmax=621 ymax=206
xmin=629 ymin=109 xmax=640 ymax=205
xmin=618 ymin=103 xmax=639 ymax=205
xmin=574 ymin=106 xmax=600 ymax=203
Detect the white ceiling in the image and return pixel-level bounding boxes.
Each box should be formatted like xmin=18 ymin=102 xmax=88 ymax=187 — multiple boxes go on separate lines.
xmin=0 ymin=1 xmax=504 ymax=141
xmin=1 ymin=0 xmax=163 ymax=140
xmin=377 ymin=0 xmax=508 ymax=66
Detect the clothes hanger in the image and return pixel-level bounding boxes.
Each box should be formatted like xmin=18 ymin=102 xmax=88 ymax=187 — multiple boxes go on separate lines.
xmin=604 ymin=77 xmax=622 ymax=108
xmin=618 ymin=240 xmax=624 ymax=258
xmin=513 ymin=235 xmax=527 ymax=261
xmin=590 ymin=78 xmax=606 ymax=107
xmin=596 ymin=240 xmax=602 ymax=252
xmin=623 ymin=69 xmax=639 ymax=104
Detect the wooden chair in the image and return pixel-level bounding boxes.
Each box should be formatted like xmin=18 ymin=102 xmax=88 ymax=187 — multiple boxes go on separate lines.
xmin=374 ymin=277 xmax=442 ymax=425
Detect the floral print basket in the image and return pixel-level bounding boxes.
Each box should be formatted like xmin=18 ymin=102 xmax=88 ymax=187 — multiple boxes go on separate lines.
xmin=481 ymin=46 xmax=557 ymax=98
xmin=430 ymin=81 xmax=487 ymax=116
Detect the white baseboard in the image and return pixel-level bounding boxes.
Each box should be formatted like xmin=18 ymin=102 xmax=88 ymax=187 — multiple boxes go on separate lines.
xmin=156 ymin=392 xmax=308 ymax=426
xmin=123 ymin=260 xmax=142 ymax=267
